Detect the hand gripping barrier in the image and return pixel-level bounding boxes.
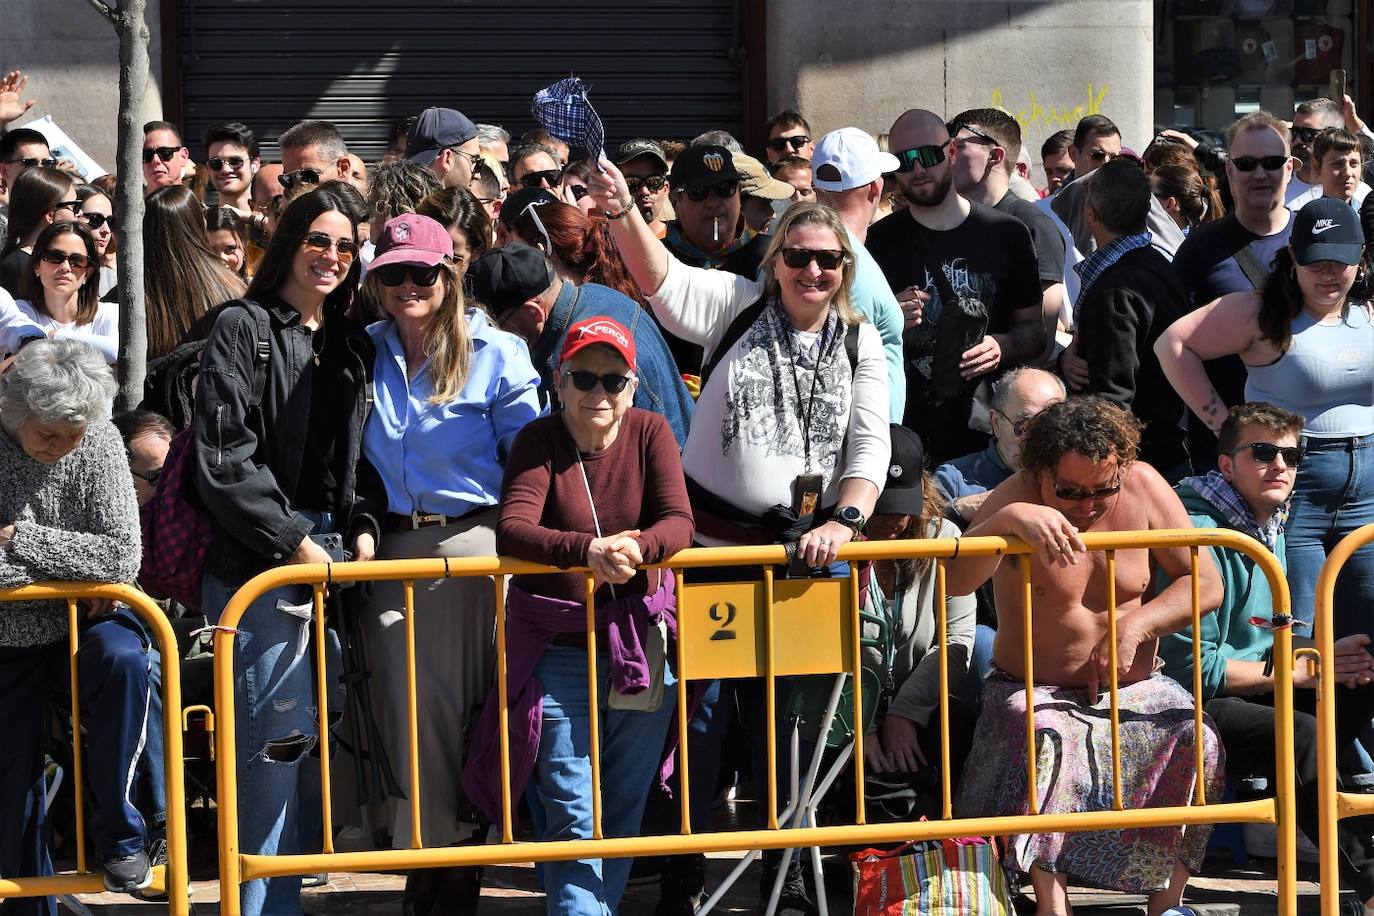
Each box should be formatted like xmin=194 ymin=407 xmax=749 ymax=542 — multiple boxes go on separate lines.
xmin=211 ymin=528 xmax=1299 ymax=915
xmin=0 ymin=582 xmax=189 ymax=914
xmin=1312 ymin=523 xmax=1374 ymax=916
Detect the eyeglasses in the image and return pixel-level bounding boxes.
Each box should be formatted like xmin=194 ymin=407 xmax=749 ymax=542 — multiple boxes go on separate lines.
xmin=449 ymin=147 xmax=483 ymax=171
xmin=1087 ymin=149 xmax=1116 ymax=162
xmin=1228 ymin=442 xmax=1304 ymax=467
xmin=208 ymin=155 xmax=247 ymax=171
xmin=279 ymin=168 xmax=322 ymax=190
xmin=1292 ymin=126 xmax=1321 ymax=144
xmin=1231 ymin=155 xmax=1288 ymax=172
xmin=1053 ymin=479 xmax=1123 ymax=502
xmin=625 ymin=174 xmax=667 ymax=194
xmin=130 ymin=465 xmax=162 ymax=485
xmin=518 ymin=169 xmax=564 ymax=189
xmin=565 ymin=370 xmax=632 ymax=394
xmin=683 ymin=180 xmax=739 ymax=202
xmin=568 ymin=184 xmax=590 ymax=201
xmin=767 ymin=135 xmax=810 ymax=152
xmin=374 ymin=263 xmax=442 ymax=287
xmin=142 ymin=146 xmax=180 ymax=164
xmin=780 ymin=247 xmax=846 ymax=270
xmin=38 ymin=249 xmax=92 ymax=270
xmin=82 ymin=212 xmax=117 ymax=230
xmin=992 ymin=407 xmax=1042 ymax=437
xmin=4 ymin=156 xmax=57 ymax=169
xmin=300 ymin=232 xmax=359 ymax=265
xmin=51 ymin=200 xmax=81 ymax=214
xmin=894 ymin=144 xmax=948 ymax=172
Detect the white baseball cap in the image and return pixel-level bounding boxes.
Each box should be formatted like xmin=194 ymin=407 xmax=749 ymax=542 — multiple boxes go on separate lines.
xmin=811 ymin=127 xmax=901 ymax=192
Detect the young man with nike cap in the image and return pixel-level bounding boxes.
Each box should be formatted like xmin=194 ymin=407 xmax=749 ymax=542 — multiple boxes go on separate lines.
xmin=406 ymin=107 xmax=483 ymax=191
xmin=810 ymin=126 xmax=906 ymax=422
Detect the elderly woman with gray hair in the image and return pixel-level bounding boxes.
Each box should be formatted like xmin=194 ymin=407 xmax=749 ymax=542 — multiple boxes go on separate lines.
xmin=0 ymin=338 xmax=155 ymax=906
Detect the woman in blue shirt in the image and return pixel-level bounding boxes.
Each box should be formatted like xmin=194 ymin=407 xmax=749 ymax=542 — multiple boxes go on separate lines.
xmin=358 ymin=213 xmax=543 ymax=914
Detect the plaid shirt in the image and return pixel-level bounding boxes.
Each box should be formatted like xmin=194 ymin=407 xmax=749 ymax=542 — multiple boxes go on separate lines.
xmin=531 ymin=77 xmax=604 ymax=162
xmin=1183 ymin=470 xmax=1286 ymax=550
xmin=1071 ymin=230 xmax=1152 ymax=328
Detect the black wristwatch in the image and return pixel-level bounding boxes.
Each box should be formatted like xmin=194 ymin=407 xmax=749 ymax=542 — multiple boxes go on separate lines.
xmin=835 ymin=506 xmax=867 ymax=534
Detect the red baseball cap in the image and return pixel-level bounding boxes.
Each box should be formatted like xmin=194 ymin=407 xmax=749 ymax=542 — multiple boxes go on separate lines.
xmin=559 ymin=316 xmax=637 ymax=371
xmin=370 ymin=213 xmax=453 ymax=270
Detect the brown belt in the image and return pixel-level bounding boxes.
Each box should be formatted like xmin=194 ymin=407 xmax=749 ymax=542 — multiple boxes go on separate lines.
xmin=383 ymin=510 xmax=467 ymax=533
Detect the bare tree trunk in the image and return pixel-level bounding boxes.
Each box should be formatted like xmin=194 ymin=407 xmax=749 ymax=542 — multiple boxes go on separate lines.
xmin=86 ymin=0 xmax=149 ymax=411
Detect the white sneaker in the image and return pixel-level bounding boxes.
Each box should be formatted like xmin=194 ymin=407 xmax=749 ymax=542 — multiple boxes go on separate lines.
xmin=1243 ymin=822 xmax=1321 ymax=864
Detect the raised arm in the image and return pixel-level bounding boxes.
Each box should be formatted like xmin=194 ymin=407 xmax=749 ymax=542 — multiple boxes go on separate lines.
xmin=585 ymin=157 xmax=671 ymax=296
xmin=1154 ymin=291 xmax=1264 ymax=434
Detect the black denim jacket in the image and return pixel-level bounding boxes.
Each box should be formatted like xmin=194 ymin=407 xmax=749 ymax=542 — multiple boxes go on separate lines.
xmin=191 ymin=295 xmax=382 ymax=581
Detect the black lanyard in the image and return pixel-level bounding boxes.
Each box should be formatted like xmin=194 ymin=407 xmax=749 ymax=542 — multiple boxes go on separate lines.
xmin=783 ymin=306 xmax=833 ymax=474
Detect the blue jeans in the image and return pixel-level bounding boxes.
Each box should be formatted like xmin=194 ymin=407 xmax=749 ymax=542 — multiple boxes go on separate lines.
xmin=1285 ymin=433 xmax=1374 ymax=635
xmin=525 ymin=644 xmax=677 ymax=916
xmin=955 ymin=624 xmax=997 ymax=708
xmin=137 ymin=647 xmax=166 ymax=830
xmin=0 ymin=609 xmax=152 ymax=916
xmin=202 ymin=510 xmax=337 ymax=916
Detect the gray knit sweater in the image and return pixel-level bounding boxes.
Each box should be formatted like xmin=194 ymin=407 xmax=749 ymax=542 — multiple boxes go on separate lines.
xmin=0 ymin=420 xmax=142 ymax=647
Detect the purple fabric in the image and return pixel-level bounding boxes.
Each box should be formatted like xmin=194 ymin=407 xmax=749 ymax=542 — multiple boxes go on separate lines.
xmin=461 ymin=571 xmax=678 ymax=826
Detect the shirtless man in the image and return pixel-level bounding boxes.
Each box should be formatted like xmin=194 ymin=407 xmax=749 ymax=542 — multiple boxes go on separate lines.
xmin=948 ymin=396 xmax=1224 ymax=916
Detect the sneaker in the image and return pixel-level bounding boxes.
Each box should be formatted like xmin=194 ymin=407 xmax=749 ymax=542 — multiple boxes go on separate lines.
xmin=131 ymin=837 xmax=169 ymax=901
xmin=759 ymin=850 xmax=817 ymax=916
xmin=654 ymin=853 xmax=706 ymax=916
xmin=1159 ymin=908 xmax=1198 ymax=916
xmin=102 ymin=850 xmax=153 ymax=894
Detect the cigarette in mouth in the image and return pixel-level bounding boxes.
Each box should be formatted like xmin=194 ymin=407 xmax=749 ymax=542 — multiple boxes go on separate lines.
xmin=713 ymin=217 xmax=719 ymax=243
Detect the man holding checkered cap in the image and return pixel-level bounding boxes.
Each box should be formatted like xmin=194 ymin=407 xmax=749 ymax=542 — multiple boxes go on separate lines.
xmin=810 ymin=127 xmax=907 ymax=422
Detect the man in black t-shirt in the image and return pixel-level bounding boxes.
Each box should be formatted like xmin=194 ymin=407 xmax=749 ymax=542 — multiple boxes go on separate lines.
xmin=867 ymin=109 xmax=1043 ymax=462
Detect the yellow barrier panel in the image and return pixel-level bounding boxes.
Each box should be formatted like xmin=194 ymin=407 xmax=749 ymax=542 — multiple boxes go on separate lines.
xmin=211 ymin=528 xmax=1297 ymax=916
xmin=0 ymin=582 xmax=189 ymax=914
xmin=1313 ymin=523 xmax=1374 ymax=916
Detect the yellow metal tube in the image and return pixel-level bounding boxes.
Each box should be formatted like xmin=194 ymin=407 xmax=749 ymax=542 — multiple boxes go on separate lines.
xmin=764 ymin=566 xmax=778 ymax=831
xmin=849 ymin=563 xmax=865 ymax=825
xmin=1190 ymin=548 xmax=1206 ymax=805
xmin=313 ymin=583 xmax=334 ymax=854
xmin=937 ymin=561 xmax=952 ymax=820
xmin=1106 ymin=551 xmax=1123 ymax=811
xmin=67 ymin=599 xmax=87 ymax=876
xmin=403 ymin=580 xmax=423 ymax=849
xmin=675 ymin=569 xmax=692 ymax=836
xmin=1021 ymin=559 xmax=1038 ymax=816
xmin=494 ymin=574 xmax=514 ymax=843
xmin=584 ymin=574 xmax=603 ymax=840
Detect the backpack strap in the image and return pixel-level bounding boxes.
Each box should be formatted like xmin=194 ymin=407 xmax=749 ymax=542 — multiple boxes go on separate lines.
xmin=844 ymin=320 xmax=860 ymax=375
xmin=224 ymin=298 xmax=273 ymax=407
xmin=700 ymin=298 xmax=769 ymax=390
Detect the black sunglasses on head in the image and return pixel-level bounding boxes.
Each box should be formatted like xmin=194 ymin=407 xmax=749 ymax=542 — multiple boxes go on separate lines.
xmin=4 ymin=156 xmax=57 ymax=169
xmin=279 ymin=168 xmax=322 ymax=190
xmin=1231 ymin=155 xmax=1288 ymax=172
xmin=519 ymin=169 xmax=564 ymax=189
xmin=568 ymin=184 xmax=590 ymax=201
xmin=1228 ymin=442 xmax=1304 ymax=467
xmin=683 ymin=180 xmax=739 ymax=202
xmin=142 ymin=146 xmax=179 ymax=164
xmin=767 ymin=135 xmax=810 ymax=152
xmin=780 ymin=247 xmax=845 ymax=270
xmin=950 ymin=123 xmax=998 ymax=147
xmin=374 ymin=263 xmax=443 ymax=288
xmin=208 ymin=155 xmax=248 ymax=171
xmin=625 ymin=174 xmax=667 ymax=194
xmin=894 ymin=144 xmax=947 ymax=172
xmin=565 ymin=370 xmax=632 ymax=394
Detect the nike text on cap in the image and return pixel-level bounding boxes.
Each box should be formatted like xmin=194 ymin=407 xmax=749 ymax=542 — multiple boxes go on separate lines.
xmin=1290 ymin=196 xmax=1366 ymax=266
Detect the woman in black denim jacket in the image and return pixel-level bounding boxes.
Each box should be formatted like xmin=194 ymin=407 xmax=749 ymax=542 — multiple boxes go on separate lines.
xmin=191 ymin=185 xmax=382 ymax=916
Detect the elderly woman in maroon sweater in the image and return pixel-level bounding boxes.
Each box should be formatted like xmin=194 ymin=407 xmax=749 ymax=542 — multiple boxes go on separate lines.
xmin=463 ymin=315 xmax=694 ymax=915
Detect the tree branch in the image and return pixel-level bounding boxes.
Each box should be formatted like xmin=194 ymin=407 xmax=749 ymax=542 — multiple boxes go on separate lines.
xmin=82 ymin=0 xmax=117 ymax=24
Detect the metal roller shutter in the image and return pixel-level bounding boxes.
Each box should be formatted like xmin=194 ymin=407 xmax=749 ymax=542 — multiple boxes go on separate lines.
xmin=176 ymin=0 xmax=751 ymax=163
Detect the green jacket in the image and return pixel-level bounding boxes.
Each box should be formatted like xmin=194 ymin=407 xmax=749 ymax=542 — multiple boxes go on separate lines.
xmin=1157 ymin=482 xmax=1283 ymax=701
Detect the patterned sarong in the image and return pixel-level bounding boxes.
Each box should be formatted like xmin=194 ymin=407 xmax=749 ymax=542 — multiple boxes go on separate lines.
xmin=954 ymin=667 xmax=1224 ymax=893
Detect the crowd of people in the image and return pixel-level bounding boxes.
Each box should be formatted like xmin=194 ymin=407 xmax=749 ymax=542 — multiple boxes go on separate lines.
xmin=0 ymin=64 xmax=1373 ymax=916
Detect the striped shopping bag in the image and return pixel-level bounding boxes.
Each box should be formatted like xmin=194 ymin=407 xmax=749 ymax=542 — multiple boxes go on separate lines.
xmin=850 ymin=836 xmax=1012 ymax=915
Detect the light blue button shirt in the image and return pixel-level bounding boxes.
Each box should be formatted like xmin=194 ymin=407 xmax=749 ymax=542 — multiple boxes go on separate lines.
xmin=364 ymin=308 xmax=546 ymax=517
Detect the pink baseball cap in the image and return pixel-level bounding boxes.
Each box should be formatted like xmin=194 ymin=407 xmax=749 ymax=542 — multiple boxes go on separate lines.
xmin=370 ymin=213 xmax=453 ymax=270
xmin=559 ymin=316 xmax=637 ymax=370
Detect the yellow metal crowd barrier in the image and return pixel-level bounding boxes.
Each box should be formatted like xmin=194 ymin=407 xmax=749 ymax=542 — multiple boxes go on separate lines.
xmin=0 ymin=582 xmax=189 ymax=915
xmin=210 ymin=529 xmax=1300 ymax=916
xmin=1313 ymin=522 xmax=1374 ymax=916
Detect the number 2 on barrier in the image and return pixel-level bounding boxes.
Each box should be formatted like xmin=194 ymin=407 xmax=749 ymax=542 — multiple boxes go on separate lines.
xmin=709 ymin=602 xmax=737 ymax=640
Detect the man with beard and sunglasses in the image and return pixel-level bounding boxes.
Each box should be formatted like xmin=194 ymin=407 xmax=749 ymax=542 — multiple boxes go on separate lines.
xmin=866 ymin=109 xmax=1043 ymax=464
xmin=616 ymin=139 xmax=672 ymax=239
xmin=763 ymin=108 xmax=815 ymax=164
xmin=1171 ymin=111 xmax=1295 ymax=472
xmin=141 ymin=120 xmax=190 ymax=195
xmin=510 ymin=142 xmax=564 ymax=193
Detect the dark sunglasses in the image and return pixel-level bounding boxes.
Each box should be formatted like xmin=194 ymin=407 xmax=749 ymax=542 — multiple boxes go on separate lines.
xmin=1053 ymin=480 xmax=1122 ymax=502
xmin=51 ymin=199 xmax=81 ymax=214
xmin=130 ymin=466 xmax=162 ymax=485
xmin=894 ymin=144 xmax=947 ymax=172
xmin=300 ymin=231 xmax=359 ymax=264
xmin=565 ymin=370 xmax=632 ymax=394
xmin=39 ymin=249 xmax=92 ymax=270
xmin=4 ymin=156 xmax=57 ymax=169
xmin=625 ymin=174 xmax=667 ymax=194
xmin=1231 ymin=155 xmax=1288 ymax=172
xmin=1292 ymin=126 xmax=1321 ymax=144
xmin=82 ymin=212 xmax=117 ymax=230
xmin=279 ymin=168 xmax=322 ymax=190
xmin=780 ymin=247 xmax=845 ymax=270
xmin=568 ymin=184 xmax=590 ymax=201
xmin=683 ymin=180 xmax=739 ymax=202
xmin=142 ymin=146 xmax=179 ymax=164
xmin=992 ymin=407 xmax=1041 ymax=438
xmin=1228 ymin=442 xmax=1304 ymax=467
xmin=374 ymin=263 xmax=442 ymax=287
xmin=519 ymin=169 xmax=564 ymax=189
xmin=767 ymin=135 xmax=810 ymax=152
xmin=208 ymin=155 xmax=248 ymax=171
xmin=1088 ymin=149 xmax=1115 ymax=162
